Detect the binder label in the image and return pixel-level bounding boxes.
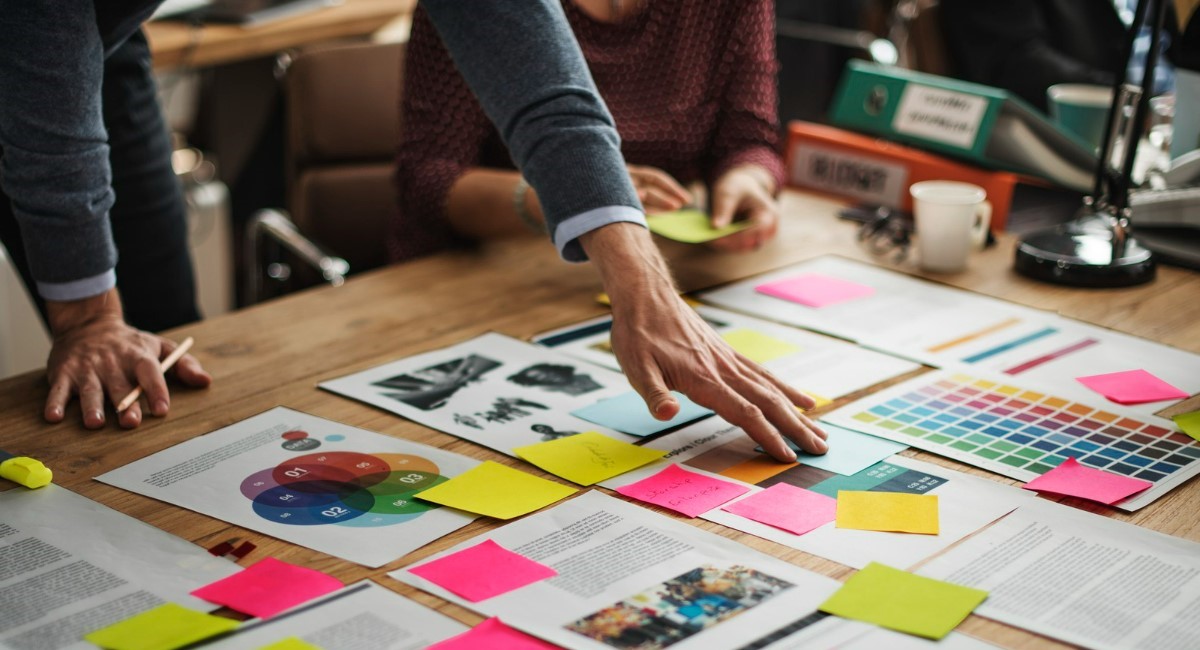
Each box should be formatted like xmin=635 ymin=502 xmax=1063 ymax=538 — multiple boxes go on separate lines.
xmin=790 ymin=143 xmax=908 ymax=207
xmin=893 ymin=84 xmax=988 ymax=149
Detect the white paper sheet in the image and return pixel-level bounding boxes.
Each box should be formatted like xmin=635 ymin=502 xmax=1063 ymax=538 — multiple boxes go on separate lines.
xmin=204 ymin=581 xmax=466 ymax=649
xmin=0 ymin=485 xmax=238 ymax=650
xmin=534 ymin=306 xmax=921 ymax=401
xmin=320 ymin=333 xmax=641 ymax=455
xmin=757 ymin=616 xmax=1001 ymax=650
xmin=918 ymin=498 xmax=1200 ymax=650
xmin=96 ymin=407 xmax=478 ymax=567
xmin=599 ymin=418 xmax=1034 ymax=570
xmin=391 ymin=491 xmax=840 ymax=650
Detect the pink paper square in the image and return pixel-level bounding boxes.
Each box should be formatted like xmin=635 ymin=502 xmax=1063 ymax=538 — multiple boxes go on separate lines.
xmin=1076 ymin=369 xmax=1189 ymax=405
xmin=615 ymin=464 xmax=749 ymax=517
xmin=190 ymin=557 xmax=342 ymax=619
xmin=755 ymin=273 xmax=875 ymax=308
xmin=428 ymin=618 xmax=560 ymax=650
xmin=408 ymin=539 xmax=557 ymax=602
xmin=720 ymin=483 xmax=837 ymax=535
xmin=1023 ymin=457 xmax=1152 ymax=505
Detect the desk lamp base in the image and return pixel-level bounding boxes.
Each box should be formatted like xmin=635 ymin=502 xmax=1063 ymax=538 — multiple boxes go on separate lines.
xmin=1014 ymin=211 xmax=1156 ymax=287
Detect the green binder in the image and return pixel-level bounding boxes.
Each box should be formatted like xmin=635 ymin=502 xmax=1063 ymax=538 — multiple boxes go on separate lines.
xmin=829 ymin=61 xmax=1097 ymax=191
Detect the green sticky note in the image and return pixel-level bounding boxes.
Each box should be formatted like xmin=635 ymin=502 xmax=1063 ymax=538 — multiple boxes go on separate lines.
xmin=720 ymin=328 xmax=801 ymax=364
xmin=259 ymin=638 xmax=322 ymax=650
xmin=84 ymin=603 xmax=239 ymax=650
xmin=414 ymin=461 xmax=577 ymax=519
xmin=1174 ymin=410 xmax=1200 ymax=443
xmin=818 ymin=562 xmax=988 ymax=640
xmin=647 ymin=209 xmax=751 ymax=243
xmin=513 ymin=431 xmax=666 ymax=486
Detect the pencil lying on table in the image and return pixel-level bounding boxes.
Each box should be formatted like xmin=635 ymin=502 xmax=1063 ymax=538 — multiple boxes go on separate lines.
xmin=116 ymin=336 xmax=194 ymax=413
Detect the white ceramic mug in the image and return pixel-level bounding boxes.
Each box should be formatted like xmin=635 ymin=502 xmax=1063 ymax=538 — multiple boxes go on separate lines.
xmin=910 ymin=181 xmax=991 ymax=273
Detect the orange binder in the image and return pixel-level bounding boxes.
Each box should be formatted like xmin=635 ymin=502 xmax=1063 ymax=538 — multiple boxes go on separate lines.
xmin=784 ymin=121 xmax=1023 ymax=232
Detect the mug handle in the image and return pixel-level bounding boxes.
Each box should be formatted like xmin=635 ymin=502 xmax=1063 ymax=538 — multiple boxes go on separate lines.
xmin=970 ymin=201 xmax=992 ymax=249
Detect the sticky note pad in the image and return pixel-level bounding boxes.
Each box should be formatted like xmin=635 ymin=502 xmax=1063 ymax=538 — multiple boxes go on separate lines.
xmin=819 ymin=562 xmax=988 ymax=640
xmin=1076 ymin=369 xmax=1189 ymax=404
xmin=836 ymin=491 xmax=939 ymax=535
xmin=414 ymin=461 xmax=577 ymax=519
xmin=758 ymin=423 xmax=909 ymax=476
xmin=721 ymin=483 xmax=836 ymax=535
xmin=191 ymin=557 xmax=342 ymax=619
xmin=258 ymin=638 xmax=321 ymax=650
xmin=755 ymin=273 xmax=875 ymax=308
xmin=1022 ymin=457 xmax=1152 ymax=504
xmin=571 ymin=391 xmax=713 ymax=437
xmin=720 ymin=328 xmax=801 ymax=364
xmin=615 ymin=464 xmax=749 ymax=517
xmin=410 ymin=539 xmax=557 ymax=602
xmin=513 ymin=431 xmax=666 ymax=486
xmin=84 ymin=603 xmax=239 ymax=650
xmin=1175 ymin=410 xmax=1200 ymax=442
xmin=647 ymin=209 xmax=751 ymax=243
xmin=428 ymin=618 xmax=560 ymax=650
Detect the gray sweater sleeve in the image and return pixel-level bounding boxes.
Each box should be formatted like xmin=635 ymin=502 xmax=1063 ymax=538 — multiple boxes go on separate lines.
xmin=420 ymin=0 xmax=645 ymax=261
xmin=0 ymin=1 xmax=118 ymax=300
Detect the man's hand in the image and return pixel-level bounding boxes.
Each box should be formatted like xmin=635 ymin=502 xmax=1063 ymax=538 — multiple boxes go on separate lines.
xmin=44 ymin=288 xmax=211 ymax=429
xmin=579 ymin=223 xmax=827 ymax=462
xmin=708 ymin=165 xmax=780 ymax=252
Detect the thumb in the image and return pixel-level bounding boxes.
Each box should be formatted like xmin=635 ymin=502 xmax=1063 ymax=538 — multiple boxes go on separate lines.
xmin=637 ymin=374 xmax=680 ymax=421
xmin=709 ymin=187 xmax=738 ymax=229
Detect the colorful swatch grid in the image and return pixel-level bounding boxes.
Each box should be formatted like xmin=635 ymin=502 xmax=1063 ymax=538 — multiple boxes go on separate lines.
xmin=824 ymin=371 xmax=1200 ymax=511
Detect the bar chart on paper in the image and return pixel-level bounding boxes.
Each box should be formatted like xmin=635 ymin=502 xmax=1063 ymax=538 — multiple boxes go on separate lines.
xmin=822 ymin=371 xmax=1200 ymax=511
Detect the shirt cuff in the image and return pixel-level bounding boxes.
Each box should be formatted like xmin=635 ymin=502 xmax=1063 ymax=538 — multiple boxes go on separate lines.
xmin=553 ymin=206 xmax=647 ymax=263
xmin=37 ymin=269 xmax=116 ymax=302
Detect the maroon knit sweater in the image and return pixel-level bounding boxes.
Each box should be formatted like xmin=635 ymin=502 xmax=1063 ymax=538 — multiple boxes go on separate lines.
xmin=390 ymin=0 xmax=784 ymax=263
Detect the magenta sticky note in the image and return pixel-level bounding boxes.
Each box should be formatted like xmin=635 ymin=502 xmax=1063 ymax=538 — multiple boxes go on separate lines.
xmin=720 ymin=483 xmax=837 ymax=535
xmin=190 ymin=557 xmax=342 ymax=619
xmin=428 ymin=618 xmax=560 ymax=650
xmin=1076 ymin=369 xmax=1189 ymax=405
xmin=755 ymin=273 xmax=875 ymax=308
xmin=1023 ymin=457 xmax=1152 ymax=505
xmin=408 ymin=539 xmax=557 ymax=603
xmin=615 ymin=464 xmax=749 ymax=517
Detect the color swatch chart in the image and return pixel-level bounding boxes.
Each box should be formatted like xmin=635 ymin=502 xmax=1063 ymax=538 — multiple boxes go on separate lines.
xmin=823 ymin=371 xmax=1200 ymax=512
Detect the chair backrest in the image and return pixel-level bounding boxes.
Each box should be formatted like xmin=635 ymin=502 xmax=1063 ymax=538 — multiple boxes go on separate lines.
xmin=889 ymin=0 xmax=950 ymax=76
xmin=284 ymin=41 xmax=405 ymax=272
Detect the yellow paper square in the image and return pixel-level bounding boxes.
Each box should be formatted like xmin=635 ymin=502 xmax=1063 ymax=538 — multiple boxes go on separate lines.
xmin=414 ymin=461 xmax=577 ymax=519
xmin=720 ymin=328 xmax=801 ymax=364
xmin=84 ymin=603 xmax=239 ymax=650
xmin=819 ymin=562 xmax=987 ymax=639
xmin=647 ymin=209 xmax=751 ymax=243
xmin=513 ymin=431 xmax=666 ymax=486
xmin=259 ymin=638 xmax=322 ymax=650
xmin=835 ymin=491 xmax=939 ymax=535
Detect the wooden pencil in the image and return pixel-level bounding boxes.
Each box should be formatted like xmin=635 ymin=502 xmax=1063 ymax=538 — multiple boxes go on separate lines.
xmin=116 ymin=336 xmax=194 ymax=413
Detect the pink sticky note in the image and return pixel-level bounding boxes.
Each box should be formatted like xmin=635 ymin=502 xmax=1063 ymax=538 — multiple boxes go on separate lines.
xmin=191 ymin=557 xmax=342 ymax=619
xmin=720 ymin=483 xmax=837 ymax=535
xmin=755 ymin=273 xmax=875 ymax=308
xmin=408 ymin=539 xmax=557 ymax=602
xmin=428 ymin=618 xmax=560 ymax=650
xmin=615 ymin=464 xmax=749 ymax=517
xmin=1023 ymin=457 xmax=1152 ymax=504
xmin=1076 ymin=369 xmax=1189 ymax=405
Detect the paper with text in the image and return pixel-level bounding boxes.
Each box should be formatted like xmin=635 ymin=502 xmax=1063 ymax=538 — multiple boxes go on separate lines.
xmin=514 ymin=431 xmax=666 ymax=486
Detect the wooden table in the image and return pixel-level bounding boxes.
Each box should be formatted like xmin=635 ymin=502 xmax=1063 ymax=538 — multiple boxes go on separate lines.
xmin=146 ymin=0 xmax=414 ymax=70
xmin=2 ymin=190 xmax=1197 ymax=648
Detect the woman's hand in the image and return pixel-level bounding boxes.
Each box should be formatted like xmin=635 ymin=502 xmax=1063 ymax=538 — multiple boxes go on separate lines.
xmin=627 ymin=164 xmax=692 ymax=212
xmin=709 ymin=165 xmax=780 ymax=252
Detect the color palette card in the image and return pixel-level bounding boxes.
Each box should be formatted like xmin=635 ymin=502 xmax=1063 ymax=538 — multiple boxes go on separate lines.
xmin=513 ymin=431 xmax=665 ymax=485
xmin=822 ymin=370 xmax=1200 ymax=512
xmin=720 ymin=483 xmax=836 ymax=536
xmin=408 ymin=540 xmax=556 ymax=602
xmin=428 ymin=618 xmax=560 ymax=650
xmin=819 ymin=562 xmax=988 ymax=640
xmin=836 ymin=491 xmax=939 ymax=535
xmin=191 ymin=557 xmax=342 ymax=619
xmin=1076 ymin=369 xmax=1189 ymax=405
xmin=84 ymin=603 xmax=239 ymax=650
xmin=414 ymin=461 xmax=577 ymax=520
xmin=1022 ymin=457 xmax=1152 ymax=505
xmin=571 ymin=390 xmax=713 ymax=437
xmin=755 ymin=273 xmax=875 ymax=308
xmin=647 ymin=209 xmax=751 ymax=243
xmin=615 ymin=463 xmax=749 ymax=517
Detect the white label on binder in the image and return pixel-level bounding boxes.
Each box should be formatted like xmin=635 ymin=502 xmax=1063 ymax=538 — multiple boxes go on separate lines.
xmin=790 ymin=143 xmax=908 ymax=207
xmin=893 ymin=84 xmax=988 ymax=149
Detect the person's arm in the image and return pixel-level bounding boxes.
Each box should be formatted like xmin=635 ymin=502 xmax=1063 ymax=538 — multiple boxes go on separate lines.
xmin=0 ymin=4 xmax=207 ymax=428
xmin=420 ymin=0 xmax=827 ymax=460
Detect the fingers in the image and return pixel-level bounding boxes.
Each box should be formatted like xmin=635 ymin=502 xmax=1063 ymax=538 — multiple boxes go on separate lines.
xmin=134 ymin=357 xmax=170 ymax=417
xmin=44 ymin=376 xmax=71 ymax=423
xmin=629 ymin=165 xmax=692 ymax=211
xmin=102 ymin=371 xmax=143 ymax=429
xmin=697 ymin=381 xmax=797 ymax=462
xmin=160 ymin=337 xmax=212 ymax=388
xmin=626 ymin=361 xmax=681 ymax=422
xmin=709 ymin=185 xmax=739 ymax=229
xmin=640 ymin=186 xmax=686 ymax=212
xmin=79 ymin=376 xmax=106 ymax=429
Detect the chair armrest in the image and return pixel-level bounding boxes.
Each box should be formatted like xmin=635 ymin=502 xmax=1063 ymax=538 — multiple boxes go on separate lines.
xmin=243 ymin=209 xmax=350 ymax=305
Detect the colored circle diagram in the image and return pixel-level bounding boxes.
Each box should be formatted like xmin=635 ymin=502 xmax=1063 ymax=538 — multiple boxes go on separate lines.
xmin=240 ymin=437 xmax=448 ymax=528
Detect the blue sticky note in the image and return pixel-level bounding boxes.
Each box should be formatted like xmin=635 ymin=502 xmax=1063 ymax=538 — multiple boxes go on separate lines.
xmin=757 ymin=422 xmax=908 ymax=475
xmin=572 ymin=391 xmax=713 ymax=437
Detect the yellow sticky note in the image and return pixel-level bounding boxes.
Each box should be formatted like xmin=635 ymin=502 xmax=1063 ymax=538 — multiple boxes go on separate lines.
xmin=84 ymin=603 xmax=239 ymax=650
xmin=836 ymin=491 xmax=939 ymax=535
xmin=414 ymin=461 xmax=577 ymax=519
xmin=720 ymin=328 xmax=801 ymax=364
xmin=1174 ymin=411 xmax=1200 ymax=442
xmin=259 ymin=638 xmax=322 ymax=650
xmin=819 ymin=562 xmax=987 ymax=640
xmin=513 ymin=432 xmax=666 ymax=486
xmin=647 ymin=209 xmax=752 ymax=243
